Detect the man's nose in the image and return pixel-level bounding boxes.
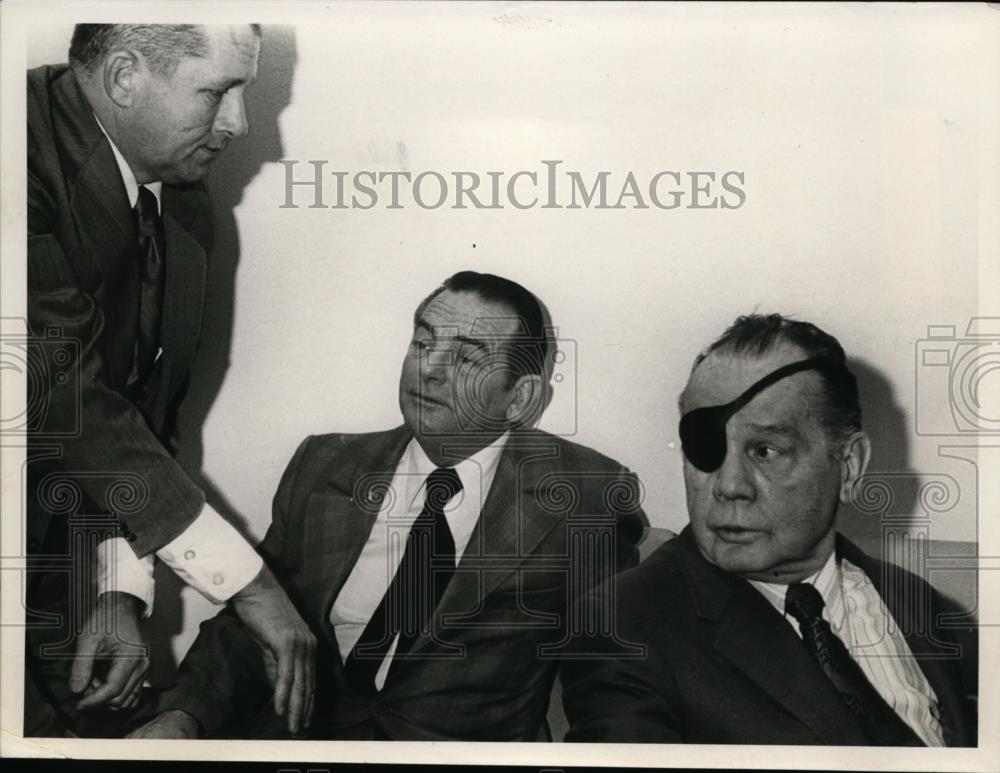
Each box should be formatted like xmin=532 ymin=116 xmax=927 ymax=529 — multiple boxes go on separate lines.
xmin=421 ymin=346 xmax=453 ymax=383
xmin=711 ymin=446 xmax=755 ymax=502
xmin=214 ymin=90 xmax=249 ymax=139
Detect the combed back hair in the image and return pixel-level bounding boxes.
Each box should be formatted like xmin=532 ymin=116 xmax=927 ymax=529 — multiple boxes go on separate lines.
xmin=694 ymin=313 xmax=862 ymax=444
xmin=69 ymin=24 xmax=261 ymax=77
xmin=414 ymin=271 xmax=554 ymax=384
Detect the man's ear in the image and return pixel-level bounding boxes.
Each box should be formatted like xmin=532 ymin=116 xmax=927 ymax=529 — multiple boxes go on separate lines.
xmin=839 ymin=430 xmax=872 ymax=506
xmin=102 ymin=49 xmax=142 ymax=108
xmin=506 ymin=374 xmax=544 ymax=427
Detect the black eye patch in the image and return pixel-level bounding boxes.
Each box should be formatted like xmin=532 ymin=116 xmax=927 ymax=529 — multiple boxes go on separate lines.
xmin=679 ymin=357 xmax=835 ymax=473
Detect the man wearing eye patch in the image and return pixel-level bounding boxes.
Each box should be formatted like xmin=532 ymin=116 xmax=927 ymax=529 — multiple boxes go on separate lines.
xmin=561 ymin=313 xmax=975 ymax=746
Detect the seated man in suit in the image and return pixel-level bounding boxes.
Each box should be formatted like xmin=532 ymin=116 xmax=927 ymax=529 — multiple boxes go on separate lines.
xmin=562 ymin=313 xmax=975 ymax=746
xmin=128 ymin=270 xmax=646 ymax=740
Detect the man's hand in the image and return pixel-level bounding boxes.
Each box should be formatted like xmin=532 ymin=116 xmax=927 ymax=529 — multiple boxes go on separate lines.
xmin=229 ymin=565 xmax=316 ymax=734
xmin=70 ymin=591 xmax=150 ymax=710
xmin=126 ymin=710 xmax=200 ymax=739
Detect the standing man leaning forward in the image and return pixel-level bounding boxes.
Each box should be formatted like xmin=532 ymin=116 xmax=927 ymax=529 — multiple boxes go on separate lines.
xmin=562 ymin=314 xmax=975 ymax=746
xmin=26 ymin=24 xmax=314 ymax=736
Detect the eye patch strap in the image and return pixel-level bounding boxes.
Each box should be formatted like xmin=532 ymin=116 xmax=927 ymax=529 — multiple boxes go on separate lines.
xmin=679 ymin=356 xmax=836 ymax=472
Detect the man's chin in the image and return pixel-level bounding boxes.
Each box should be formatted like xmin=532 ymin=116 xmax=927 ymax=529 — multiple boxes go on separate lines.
xmin=702 ymin=540 xmax=773 ymax=577
xmin=159 ymin=161 xmax=213 ymax=186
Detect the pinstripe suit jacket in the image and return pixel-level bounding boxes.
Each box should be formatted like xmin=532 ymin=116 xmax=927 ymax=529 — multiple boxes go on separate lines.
xmin=561 ymin=527 xmax=976 ymax=746
xmin=158 ymin=427 xmax=646 ymax=740
xmin=26 ymin=64 xmax=213 ymax=555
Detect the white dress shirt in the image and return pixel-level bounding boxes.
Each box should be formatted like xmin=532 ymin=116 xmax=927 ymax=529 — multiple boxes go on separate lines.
xmin=748 ymin=551 xmax=945 ymax=746
xmin=332 ymin=432 xmax=509 ymax=690
xmin=93 ymin=118 xmax=262 ymax=614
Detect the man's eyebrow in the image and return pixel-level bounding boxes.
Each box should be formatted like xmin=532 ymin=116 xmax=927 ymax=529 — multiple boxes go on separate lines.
xmin=453 ymin=334 xmax=490 ymax=350
xmin=746 ymin=422 xmax=801 ymax=438
xmin=413 ymin=318 xmax=491 ymax=349
xmin=206 ymin=75 xmax=254 ymax=90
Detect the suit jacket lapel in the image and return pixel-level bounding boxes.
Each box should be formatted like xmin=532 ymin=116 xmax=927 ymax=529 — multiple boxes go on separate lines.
xmin=407 ymin=433 xmax=564 ymax=655
xmin=677 ymin=529 xmax=867 ymax=745
xmin=52 ymin=69 xmax=138 ymax=387
xmin=160 ymin=186 xmax=210 ymax=399
xmin=837 ymin=536 xmax=971 ymax=746
xmin=49 ymin=67 xmax=213 ymax=399
xmin=302 ymin=427 xmax=412 ymax=649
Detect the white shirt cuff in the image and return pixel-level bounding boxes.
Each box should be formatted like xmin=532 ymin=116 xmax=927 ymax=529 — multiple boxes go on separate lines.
xmin=155 ymin=504 xmax=263 ymax=604
xmin=96 ymin=538 xmax=156 ymax=617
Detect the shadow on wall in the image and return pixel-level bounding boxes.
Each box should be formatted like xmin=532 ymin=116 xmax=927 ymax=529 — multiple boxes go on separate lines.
xmin=145 ymin=26 xmax=298 ymax=687
xmin=840 ymin=356 xmax=977 ymax=702
xmin=840 ymin=356 xmax=916 ymax=543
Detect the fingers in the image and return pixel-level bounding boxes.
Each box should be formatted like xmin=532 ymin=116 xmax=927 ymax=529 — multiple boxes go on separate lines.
xmin=270 ymin=628 xmax=318 ymax=733
xmin=77 ymin=652 xmax=139 ymax=710
xmin=69 ymin=632 xmax=99 ymax=694
xmin=271 ymin=636 xmax=293 ymax=718
xmin=108 ymin=661 xmax=147 ymax=709
xmin=285 ymin=629 xmax=318 ymax=734
xmin=119 ymin=687 xmax=142 ymax=711
xmin=286 ymin=637 xmax=305 ymax=734
xmin=303 ymin=634 xmax=316 ymax=730
xmin=231 ymin=569 xmax=316 ymax=730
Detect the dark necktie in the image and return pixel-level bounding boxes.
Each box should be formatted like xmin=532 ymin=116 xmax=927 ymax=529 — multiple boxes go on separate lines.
xmin=784 ymin=582 xmax=924 ymax=746
xmin=133 ymin=185 xmax=166 ymax=386
xmin=344 ymin=467 xmax=463 ymax=692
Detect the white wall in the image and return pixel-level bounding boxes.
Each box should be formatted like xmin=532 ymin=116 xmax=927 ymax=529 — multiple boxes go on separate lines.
xmin=27 ymin=4 xmax=998 ymax=668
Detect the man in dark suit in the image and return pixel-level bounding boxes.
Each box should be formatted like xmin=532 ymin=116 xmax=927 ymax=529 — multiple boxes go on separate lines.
xmin=128 ymin=271 xmax=646 ymax=740
xmin=562 ymin=314 xmax=976 ymax=746
xmin=26 ymin=24 xmax=314 ymax=737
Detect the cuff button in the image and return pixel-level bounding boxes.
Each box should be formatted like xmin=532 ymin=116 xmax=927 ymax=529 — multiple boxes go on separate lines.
xmin=212 ymin=573 xmax=225 ymax=586
xmin=184 ymin=549 xmax=196 ymax=560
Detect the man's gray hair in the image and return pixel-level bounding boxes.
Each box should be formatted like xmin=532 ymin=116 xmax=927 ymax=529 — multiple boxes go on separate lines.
xmin=69 ymin=24 xmax=260 ymax=77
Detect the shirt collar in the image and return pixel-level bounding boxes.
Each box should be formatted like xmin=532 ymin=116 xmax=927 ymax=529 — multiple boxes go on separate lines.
xmin=405 ymin=432 xmax=509 ymax=503
xmin=747 ymin=549 xmax=841 ymax=615
xmin=93 ymin=113 xmax=162 ymax=213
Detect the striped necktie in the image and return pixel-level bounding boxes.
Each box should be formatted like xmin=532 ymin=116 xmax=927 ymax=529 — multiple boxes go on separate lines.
xmin=132 ymin=184 xmax=165 ymax=387
xmin=785 ymin=581 xmax=924 ymax=746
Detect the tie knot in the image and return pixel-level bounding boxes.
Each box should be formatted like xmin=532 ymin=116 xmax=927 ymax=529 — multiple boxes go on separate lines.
xmin=784 ymin=581 xmax=825 ymax=622
xmin=424 ymin=467 xmax=463 ymax=511
xmin=135 ymin=185 xmax=161 ymax=232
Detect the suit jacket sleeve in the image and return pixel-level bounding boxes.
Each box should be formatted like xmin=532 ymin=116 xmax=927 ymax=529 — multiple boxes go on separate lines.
xmin=150 ymin=437 xmax=314 ymax=735
xmin=27 ymin=116 xmax=205 ymax=557
xmin=611 ymin=466 xmax=645 ymax=575
xmin=560 ymin=573 xmax=684 ymax=743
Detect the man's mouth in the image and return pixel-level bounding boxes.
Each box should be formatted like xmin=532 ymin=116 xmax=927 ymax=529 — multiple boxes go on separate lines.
xmin=411 ymin=390 xmax=450 ymax=409
xmin=712 ymin=526 xmax=763 ymax=544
